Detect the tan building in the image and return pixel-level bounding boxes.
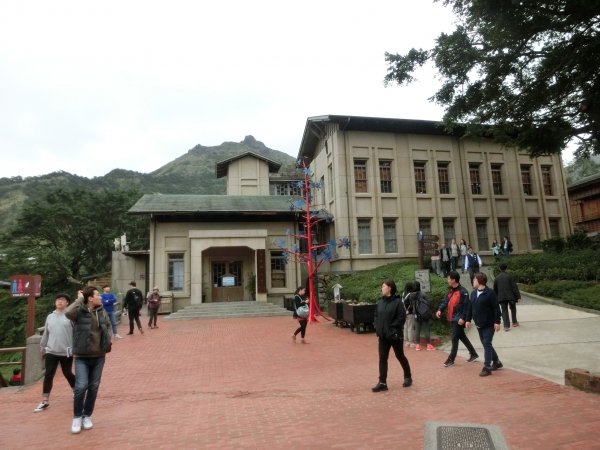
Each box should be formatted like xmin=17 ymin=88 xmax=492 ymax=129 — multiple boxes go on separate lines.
xmin=128 ymin=116 xmax=573 ymax=310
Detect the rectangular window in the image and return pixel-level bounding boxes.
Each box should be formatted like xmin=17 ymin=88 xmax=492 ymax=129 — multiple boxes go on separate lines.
xmin=357 ymin=219 xmax=372 ymax=254
xmin=470 ymin=164 xmax=482 ymax=195
xmin=521 ymin=166 xmax=532 ymax=195
xmin=542 ymin=166 xmax=553 ymax=196
xmin=383 ymin=219 xmax=397 ymax=253
xmin=475 ymin=219 xmax=488 ymax=252
xmin=491 ymin=164 xmax=503 ymax=195
xmin=414 ymin=162 xmax=426 ymax=194
xmin=438 ymin=163 xmax=450 ymax=194
xmin=419 ymin=218 xmax=432 ymax=236
xmin=168 ymin=254 xmax=184 ymax=291
xmin=379 ymin=160 xmax=392 ymax=193
xmin=328 ymin=165 xmax=334 ymax=198
xmin=498 ymin=219 xmax=510 ymax=241
xmin=443 ymin=219 xmax=455 ymax=248
xmin=354 ymin=160 xmax=367 ymax=193
xmin=529 ymin=219 xmax=541 ymax=249
xmin=290 ymin=182 xmax=302 ymax=196
xmin=549 ymin=218 xmax=560 ymax=238
xmin=320 ymin=176 xmax=326 ymax=206
xmin=270 ymin=251 xmax=286 ymax=288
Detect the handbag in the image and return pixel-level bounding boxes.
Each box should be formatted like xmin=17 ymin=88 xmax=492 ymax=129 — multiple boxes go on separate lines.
xmin=296 ymin=304 xmax=309 ymax=319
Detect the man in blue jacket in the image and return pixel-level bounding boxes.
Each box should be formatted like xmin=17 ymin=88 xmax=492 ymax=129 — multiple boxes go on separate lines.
xmin=101 ymin=285 xmax=122 ymax=339
xmin=466 ymin=272 xmax=502 ymax=377
xmin=436 ymin=271 xmax=479 ymax=367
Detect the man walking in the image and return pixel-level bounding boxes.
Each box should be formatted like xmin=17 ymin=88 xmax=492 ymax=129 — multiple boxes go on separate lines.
xmin=436 ymin=271 xmax=479 ymax=367
xmin=34 ymin=294 xmax=76 ymax=413
xmin=464 ymin=247 xmax=483 ymax=285
xmin=440 ymin=243 xmax=452 ymax=277
xmin=493 ymin=264 xmax=521 ymax=330
xmin=466 ymin=273 xmax=502 ymax=377
xmin=123 ymin=281 xmax=144 ymax=335
xmin=101 ymin=285 xmax=122 ymax=339
xmin=502 ymin=236 xmax=513 ymax=258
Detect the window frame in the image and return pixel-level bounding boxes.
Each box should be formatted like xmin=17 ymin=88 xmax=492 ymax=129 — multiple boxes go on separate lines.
xmin=541 ymin=166 xmax=553 ymax=196
xmin=438 ymin=162 xmax=450 ymax=194
xmin=549 ymin=218 xmax=560 ymax=238
xmin=357 ymin=219 xmax=372 ymax=254
xmin=270 ymin=251 xmax=286 ymax=288
xmin=443 ymin=219 xmax=455 ymax=248
xmin=354 ymin=160 xmax=368 ymax=193
xmin=491 ymin=164 xmax=503 ymax=195
xmin=475 ymin=219 xmax=488 ymax=252
xmin=529 ymin=218 xmax=541 ymax=249
xmin=168 ymin=253 xmax=185 ymax=291
xmin=379 ymin=160 xmax=393 ymax=193
xmin=383 ymin=219 xmax=398 ymax=253
xmin=469 ymin=163 xmax=482 ymax=195
xmin=414 ymin=162 xmax=427 ymax=194
xmin=521 ymin=165 xmax=533 ymax=196
xmin=418 ymin=218 xmax=432 ymax=236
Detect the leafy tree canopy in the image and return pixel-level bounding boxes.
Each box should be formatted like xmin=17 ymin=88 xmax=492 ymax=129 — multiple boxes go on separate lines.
xmin=384 ymin=0 xmax=600 ymax=158
xmin=0 ymin=188 xmax=149 ymax=294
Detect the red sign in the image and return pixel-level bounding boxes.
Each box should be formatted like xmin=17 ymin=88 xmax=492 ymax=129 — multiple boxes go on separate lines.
xmin=9 ymin=275 xmax=34 ymax=298
xmin=421 ymin=235 xmax=439 ymax=242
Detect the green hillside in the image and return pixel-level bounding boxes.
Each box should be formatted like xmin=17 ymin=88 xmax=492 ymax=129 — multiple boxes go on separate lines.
xmin=0 ymin=136 xmax=297 ymax=230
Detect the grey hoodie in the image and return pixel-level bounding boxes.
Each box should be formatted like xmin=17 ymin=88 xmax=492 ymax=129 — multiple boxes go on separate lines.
xmin=40 ymin=310 xmax=74 ymax=356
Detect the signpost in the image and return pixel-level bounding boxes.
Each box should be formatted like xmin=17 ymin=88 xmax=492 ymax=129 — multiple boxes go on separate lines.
xmin=10 ymin=274 xmax=42 ymax=338
xmin=417 ymin=233 xmax=439 ymax=269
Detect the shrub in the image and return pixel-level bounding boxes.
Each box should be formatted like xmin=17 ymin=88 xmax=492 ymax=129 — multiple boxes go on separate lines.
xmin=561 ymin=286 xmax=600 ymax=311
xmin=532 ymin=280 xmax=596 ymax=299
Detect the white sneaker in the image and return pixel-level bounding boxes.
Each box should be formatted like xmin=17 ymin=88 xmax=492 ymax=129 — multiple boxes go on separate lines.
xmin=82 ymin=416 xmax=93 ymax=430
xmin=71 ymin=417 xmax=82 ymax=434
xmin=34 ymin=401 xmax=49 ymax=412
xmin=114 ymin=334 xmax=123 ymax=339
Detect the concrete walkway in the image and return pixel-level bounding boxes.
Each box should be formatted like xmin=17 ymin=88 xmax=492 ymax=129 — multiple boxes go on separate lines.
xmin=2 ymin=309 xmax=600 ymax=449
xmin=445 ymin=271 xmax=600 ymax=385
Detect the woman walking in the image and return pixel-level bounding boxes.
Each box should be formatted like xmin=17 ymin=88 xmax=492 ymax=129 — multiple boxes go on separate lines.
xmin=409 ymin=281 xmax=434 ymax=351
xmin=450 ymin=238 xmax=459 ymax=271
xmin=372 ymin=279 xmax=412 ymax=392
xmin=291 ymin=286 xmax=309 ymax=344
xmin=147 ymin=287 xmax=162 ymax=329
xmin=459 ymin=239 xmax=468 ymax=272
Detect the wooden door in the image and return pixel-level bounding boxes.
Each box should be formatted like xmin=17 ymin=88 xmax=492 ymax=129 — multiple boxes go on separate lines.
xmin=211 ymin=261 xmax=244 ymax=302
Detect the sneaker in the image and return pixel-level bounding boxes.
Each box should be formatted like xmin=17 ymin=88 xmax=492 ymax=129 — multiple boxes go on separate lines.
xmin=466 ymin=354 xmax=480 ymax=363
xmin=291 ymin=334 xmax=296 ymax=342
xmin=33 ymin=401 xmax=49 ymax=413
xmin=415 ymin=345 xmax=421 ymax=351
xmin=82 ymin=416 xmax=93 ymax=430
xmin=71 ymin=417 xmax=82 ymax=434
xmin=403 ymin=377 xmax=413 ymax=387
xmin=443 ymin=359 xmax=454 ymax=367
xmin=114 ymin=334 xmax=123 ymax=339
xmin=372 ymin=382 xmax=388 ymax=392
xmin=426 ymin=344 xmax=435 ymax=351
xmin=139 ymin=328 xmax=145 ymax=335
xmin=491 ymin=361 xmax=504 ymax=371
xmin=479 ymin=367 xmax=492 ymax=377
xmin=403 ymin=341 xmax=410 ymax=347
xmin=126 ymin=332 xmax=133 ymax=336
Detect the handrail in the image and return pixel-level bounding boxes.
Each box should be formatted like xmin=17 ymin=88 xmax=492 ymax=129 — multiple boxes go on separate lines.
xmin=0 ymin=346 xmax=26 ymax=388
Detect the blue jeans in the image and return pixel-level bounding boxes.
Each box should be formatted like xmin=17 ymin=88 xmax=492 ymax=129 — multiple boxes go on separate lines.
xmin=476 ymin=326 xmax=499 ymax=369
xmin=106 ymin=310 xmax=118 ymax=334
xmin=503 ymin=249 xmax=510 ymax=258
xmin=74 ymin=356 xmax=105 ymax=418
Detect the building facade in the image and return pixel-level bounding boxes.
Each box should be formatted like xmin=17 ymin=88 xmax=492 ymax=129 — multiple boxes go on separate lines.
xmin=568 ymin=173 xmax=600 ymax=233
xmin=128 ymin=116 xmax=573 ymax=310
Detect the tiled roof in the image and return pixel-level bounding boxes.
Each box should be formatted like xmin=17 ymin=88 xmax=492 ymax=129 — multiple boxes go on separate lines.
xmin=129 ymin=194 xmax=294 ymax=214
xmin=215 ymin=152 xmax=282 ymax=178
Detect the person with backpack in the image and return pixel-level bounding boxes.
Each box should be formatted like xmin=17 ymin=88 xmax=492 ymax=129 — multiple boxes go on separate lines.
xmin=409 ymin=281 xmax=434 ymax=351
xmin=372 ymin=279 xmax=412 ymax=392
xmin=291 ymin=286 xmax=309 ymax=344
xmin=402 ymin=282 xmax=416 ymax=348
xmin=123 ymin=281 xmax=144 ymax=335
xmin=436 ymin=271 xmax=479 ymax=367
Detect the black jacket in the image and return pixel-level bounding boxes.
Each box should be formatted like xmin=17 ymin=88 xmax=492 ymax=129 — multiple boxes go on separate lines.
xmin=123 ymin=288 xmax=144 ymax=311
xmin=374 ymin=294 xmax=405 ymax=340
xmin=65 ymin=297 xmax=111 ymax=357
xmin=466 ymin=286 xmax=501 ymax=328
xmin=440 ymin=247 xmax=451 ymax=262
xmin=493 ymin=271 xmax=521 ymax=302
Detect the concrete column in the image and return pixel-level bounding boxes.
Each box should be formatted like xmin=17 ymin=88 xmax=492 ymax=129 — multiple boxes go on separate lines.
xmin=24 ymin=334 xmax=44 ymax=385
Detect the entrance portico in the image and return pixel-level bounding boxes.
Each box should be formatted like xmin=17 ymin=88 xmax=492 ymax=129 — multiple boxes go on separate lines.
xmin=190 ymin=229 xmax=268 ymax=304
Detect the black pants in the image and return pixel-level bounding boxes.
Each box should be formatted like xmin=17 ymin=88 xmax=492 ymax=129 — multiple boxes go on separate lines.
xmin=477 ymin=326 xmax=499 ymax=369
xmin=415 ymin=319 xmax=430 ymax=344
xmin=148 ymin=308 xmax=158 ymax=327
xmin=441 ymin=260 xmax=451 ymax=277
xmin=448 ymin=321 xmax=477 ymax=361
xmin=468 ymin=267 xmax=480 ymax=285
xmin=43 ymin=353 xmax=75 ymax=396
xmin=294 ymin=319 xmax=307 ymax=338
xmin=378 ymin=337 xmax=411 ymax=383
xmin=500 ymin=301 xmax=518 ymax=328
xmin=128 ymin=309 xmax=142 ymax=333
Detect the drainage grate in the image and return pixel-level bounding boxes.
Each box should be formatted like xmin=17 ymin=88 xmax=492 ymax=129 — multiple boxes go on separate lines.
xmin=437 ymin=426 xmax=496 ymax=450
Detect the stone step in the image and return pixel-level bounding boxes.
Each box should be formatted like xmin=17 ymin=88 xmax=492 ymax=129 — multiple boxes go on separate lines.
xmin=163 ymin=301 xmax=291 ymax=321
xmin=164 ymin=311 xmax=291 ymax=321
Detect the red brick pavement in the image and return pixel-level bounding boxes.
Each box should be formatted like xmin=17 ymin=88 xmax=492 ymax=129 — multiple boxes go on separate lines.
xmin=1 ymin=315 xmax=600 ymax=449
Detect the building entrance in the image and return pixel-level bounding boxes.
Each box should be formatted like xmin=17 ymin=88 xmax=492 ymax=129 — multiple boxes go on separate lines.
xmin=211 ymin=261 xmax=244 ymax=302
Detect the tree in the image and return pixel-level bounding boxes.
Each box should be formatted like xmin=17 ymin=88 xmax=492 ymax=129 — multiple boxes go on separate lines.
xmin=0 ymin=188 xmax=149 ymax=294
xmin=564 ymin=156 xmax=600 ymax=184
xmin=273 ymin=161 xmax=350 ymax=323
xmin=384 ymin=0 xmax=600 ymax=158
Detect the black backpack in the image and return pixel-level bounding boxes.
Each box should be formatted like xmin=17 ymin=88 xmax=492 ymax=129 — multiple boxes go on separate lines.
xmin=414 ymin=294 xmax=432 ymax=321
xmin=133 ymin=291 xmax=142 ymax=308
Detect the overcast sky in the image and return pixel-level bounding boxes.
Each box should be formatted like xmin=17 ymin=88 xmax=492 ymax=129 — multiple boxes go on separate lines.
xmin=0 ymin=1 xmax=575 ymax=179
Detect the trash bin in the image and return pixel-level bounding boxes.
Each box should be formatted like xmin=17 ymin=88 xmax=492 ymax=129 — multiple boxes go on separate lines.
xmin=158 ymin=291 xmax=173 ymax=314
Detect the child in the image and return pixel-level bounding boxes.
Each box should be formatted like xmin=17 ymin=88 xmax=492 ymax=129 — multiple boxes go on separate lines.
xmin=9 ymin=368 xmax=22 ymax=386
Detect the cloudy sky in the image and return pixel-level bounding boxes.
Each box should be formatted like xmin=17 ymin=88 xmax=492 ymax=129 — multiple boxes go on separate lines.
xmin=1 ymin=1 xmax=568 ymax=179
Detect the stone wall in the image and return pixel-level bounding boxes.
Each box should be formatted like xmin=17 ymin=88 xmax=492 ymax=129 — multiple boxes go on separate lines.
xmin=565 ymin=368 xmax=600 ymax=394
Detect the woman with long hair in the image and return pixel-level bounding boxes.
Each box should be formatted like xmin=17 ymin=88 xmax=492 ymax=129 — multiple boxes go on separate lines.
xmin=459 ymin=239 xmax=468 ymax=272
xmin=291 ymin=286 xmax=309 ymax=344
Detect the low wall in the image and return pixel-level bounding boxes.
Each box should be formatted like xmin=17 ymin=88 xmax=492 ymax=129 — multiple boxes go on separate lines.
xmin=565 ymin=368 xmax=600 ymax=394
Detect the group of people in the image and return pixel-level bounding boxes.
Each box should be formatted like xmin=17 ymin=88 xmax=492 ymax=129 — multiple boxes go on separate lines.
xmin=290 ymin=263 xmax=521 ymax=391
xmin=33 ymin=281 xmax=163 ymax=434
xmin=431 ymin=236 xmax=514 ymax=281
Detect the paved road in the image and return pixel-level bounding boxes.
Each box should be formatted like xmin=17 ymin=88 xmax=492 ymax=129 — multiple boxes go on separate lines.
xmin=1 ymin=311 xmax=600 ymax=449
